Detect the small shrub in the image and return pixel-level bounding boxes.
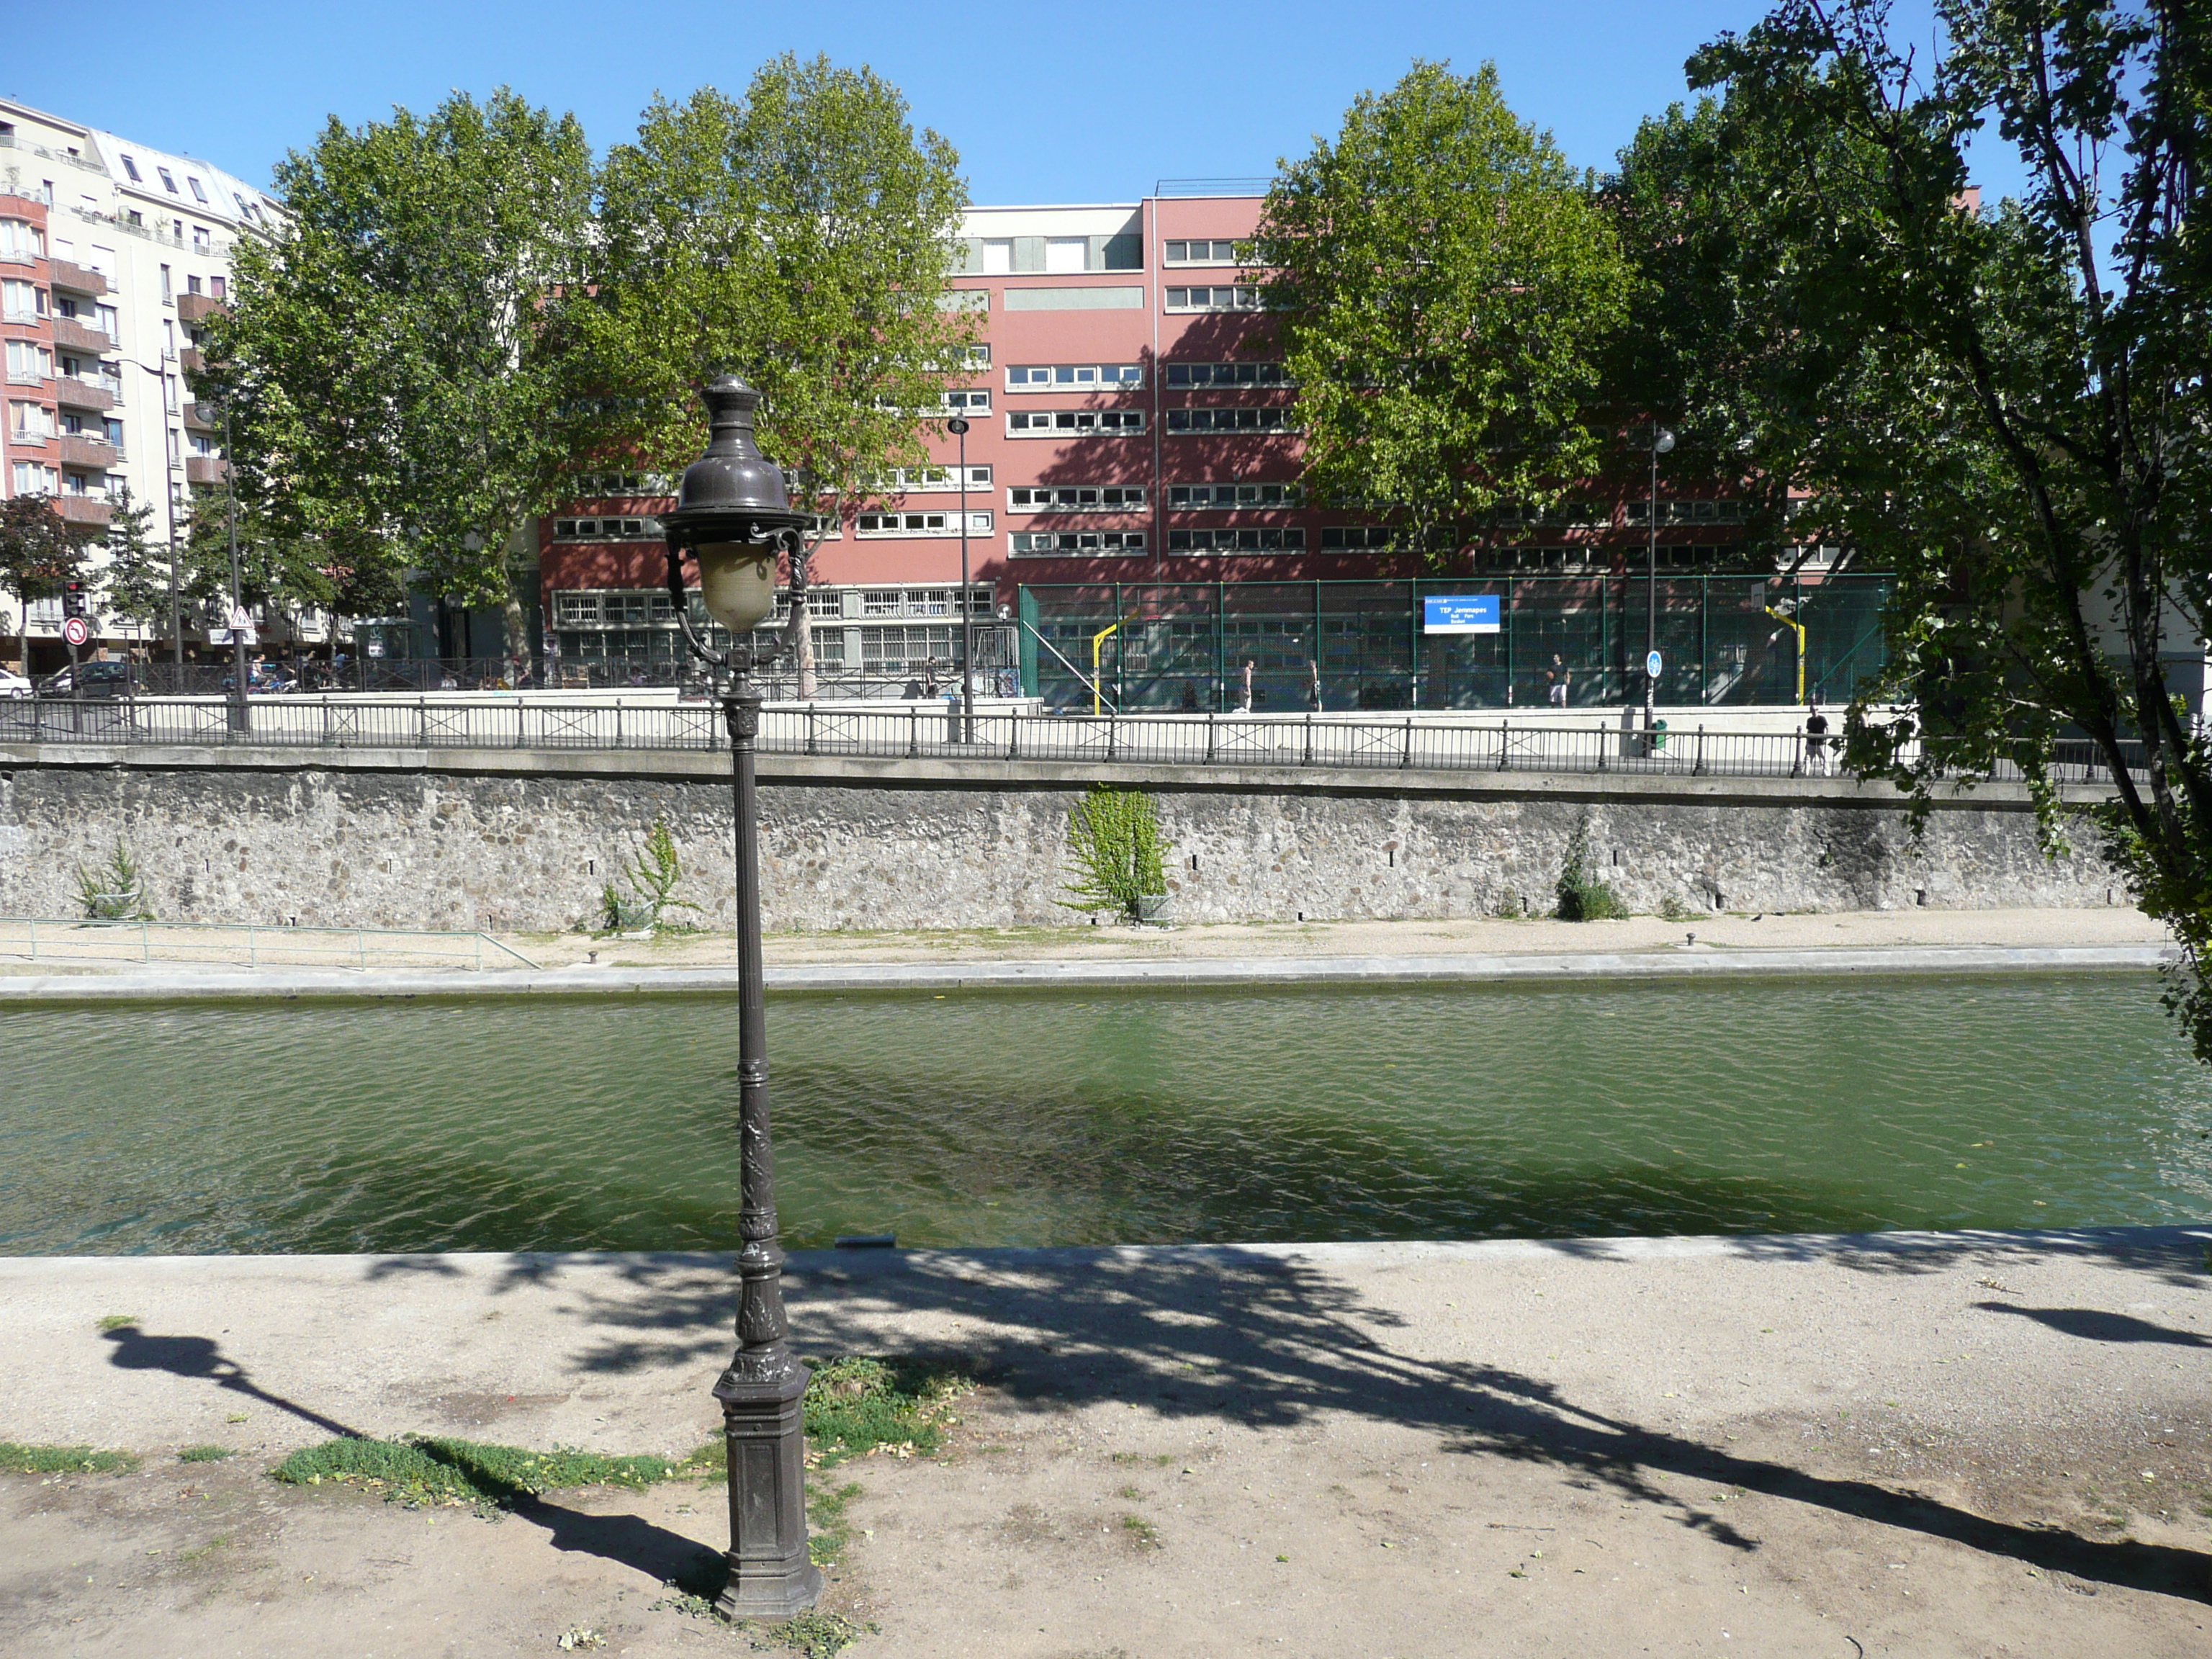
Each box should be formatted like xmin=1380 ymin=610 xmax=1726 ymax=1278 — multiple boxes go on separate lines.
xmin=1496 ymin=889 xmax=1524 ymax=919
xmin=599 ymin=818 xmax=699 ymax=934
xmin=177 ymin=1444 xmax=232 ymax=1463
xmin=95 ymin=1313 xmax=138 ymax=1332
xmin=76 ymin=837 xmax=150 ymax=921
xmin=1555 ymin=817 xmax=1627 ymax=922
xmin=1058 ymin=786 xmax=1169 ymax=921
xmin=1658 ymin=892 xmax=1697 ymax=922
xmin=774 ymin=1610 xmax=876 ymax=1659
xmin=0 ymin=1441 xmax=139 ymax=1475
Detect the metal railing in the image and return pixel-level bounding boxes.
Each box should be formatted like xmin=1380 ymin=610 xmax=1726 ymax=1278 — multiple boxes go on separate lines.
xmin=0 ymin=917 xmax=540 ymax=971
xmin=0 ymin=694 xmax=2151 ymax=786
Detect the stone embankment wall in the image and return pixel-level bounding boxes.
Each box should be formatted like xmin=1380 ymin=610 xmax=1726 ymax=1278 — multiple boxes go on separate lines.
xmin=0 ymin=747 xmax=2119 ymax=932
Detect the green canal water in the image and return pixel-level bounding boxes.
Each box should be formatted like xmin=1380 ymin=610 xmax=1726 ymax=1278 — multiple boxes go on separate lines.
xmin=4 ymin=974 xmax=2209 ymax=1256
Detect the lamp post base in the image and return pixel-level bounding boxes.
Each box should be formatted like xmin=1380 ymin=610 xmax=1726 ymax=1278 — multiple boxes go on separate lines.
xmin=713 ymin=1359 xmax=822 ymax=1621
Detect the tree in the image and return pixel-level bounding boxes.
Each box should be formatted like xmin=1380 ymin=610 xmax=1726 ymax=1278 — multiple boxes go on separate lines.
xmin=1619 ymin=1 xmax=2212 ymax=1055
xmin=98 ymin=485 xmax=176 ymax=645
xmin=584 ymin=53 xmax=976 ymax=693
xmin=0 ymin=495 xmax=93 ymax=673
xmin=1249 ymin=61 xmax=1632 ymax=561
xmin=202 ymin=88 xmax=595 ymax=669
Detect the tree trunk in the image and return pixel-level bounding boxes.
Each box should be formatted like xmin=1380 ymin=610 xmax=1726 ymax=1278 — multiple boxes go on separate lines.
xmin=785 ymin=539 xmax=818 ymax=700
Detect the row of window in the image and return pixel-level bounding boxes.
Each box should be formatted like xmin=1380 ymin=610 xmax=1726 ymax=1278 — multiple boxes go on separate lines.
xmin=1162 ymin=239 xmax=1243 ymax=266
xmin=1168 ymin=482 xmax=1300 ymax=509
xmin=1166 ymin=361 xmax=1290 ymax=388
xmin=878 ymin=464 xmax=994 ymax=492
xmin=1008 ymin=485 xmax=1147 ymax=513
xmin=552 ymin=586 xmax=991 ymax=627
xmin=854 ymin=511 xmax=995 ymax=538
xmin=1168 ymin=527 xmax=1307 ymax=553
xmin=1005 ymin=363 xmax=1144 ymax=390
xmin=1165 ymin=407 xmax=1299 ymax=434
xmin=1165 ymin=285 xmax=1263 ymax=313
xmin=1007 ymin=409 xmax=1147 ymax=436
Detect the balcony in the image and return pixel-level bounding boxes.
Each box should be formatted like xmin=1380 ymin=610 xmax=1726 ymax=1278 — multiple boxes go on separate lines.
xmin=51 ymin=315 xmax=117 ymax=356
xmin=58 ymin=433 xmax=118 ymax=469
xmin=179 ymin=346 xmax=207 ymax=379
xmin=176 ymin=292 xmax=225 ymax=325
xmin=185 ymin=455 xmax=230 ymax=485
xmin=184 ymin=398 xmax=219 ymax=432
xmin=55 ymin=495 xmax=113 ymax=528
xmin=49 ymin=259 xmax=109 ymax=297
xmin=53 ymin=374 xmax=117 ymax=411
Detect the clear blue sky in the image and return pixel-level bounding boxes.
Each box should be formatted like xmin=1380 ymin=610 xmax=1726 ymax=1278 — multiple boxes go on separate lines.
xmin=12 ymin=0 xmax=2008 ymax=204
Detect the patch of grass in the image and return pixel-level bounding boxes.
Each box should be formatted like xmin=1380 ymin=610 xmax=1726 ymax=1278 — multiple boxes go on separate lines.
xmin=804 ymin=1355 xmax=971 ymax=1469
xmin=1120 ymin=1513 xmax=1161 ymax=1549
xmin=271 ymin=1434 xmax=716 ymax=1511
xmin=806 ymin=1480 xmax=868 ymax=1567
xmin=1117 ymin=1483 xmax=1144 ymax=1500
xmin=0 ymin=1441 xmax=140 ymax=1475
xmin=96 ymin=1314 xmax=138 ymax=1333
xmin=177 ymin=1444 xmax=232 ymax=1463
xmin=770 ymin=1609 xmax=876 ymax=1659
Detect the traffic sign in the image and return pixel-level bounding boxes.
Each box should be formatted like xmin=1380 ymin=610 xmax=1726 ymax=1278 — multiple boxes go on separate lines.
xmin=1645 ymin=649 xmax=1663 ymax=678
xmin=62 ymin=616 xmax=91 ymax=648
xmin=1421 ymin=594 xmax=1501 ymax=634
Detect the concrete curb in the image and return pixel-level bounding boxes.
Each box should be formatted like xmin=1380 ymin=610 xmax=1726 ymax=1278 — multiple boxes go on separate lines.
xmin=0 ymin=942 xmax=2172 ymax=1002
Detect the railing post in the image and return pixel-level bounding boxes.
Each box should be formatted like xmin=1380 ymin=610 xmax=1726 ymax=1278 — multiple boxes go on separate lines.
xmin=358 ymin=930 xmax=367 ymax=971
xmin=806 ymin=701 xmax=818 ymax=756
xmin=1694 ymin=724 xmax=1707 ymax=777
xmin=1107 ymin=711 xmax=1119 ymax=763
xmin=1007 ymin=706 xmax=1020 ymax=762
xmin=248 ymin=925 xmax=257 ymax=968
xmin=140 ymin=919 xmax=149 ymax=964
xmin=614 ymin=703 xmax=623 ymax=750
xmin=1205 ymin=711 xmax=1217 ymax=764
xmin=1401 ymin=717 xmax=1413 ymax=769
xmin=1303 ymin=711 xmax=1313 ymax=767
xmin=322 ymin=695 xmax=333 ymax=747
xmin=1498 ymin=721 xmax=1510 ymax=772
xmin=909 ymin=704 xmax=920 ymax=758
xmin=1791 ymin=724 xmax=1804 ymax=778
xmin=416 ymin=696 xmax=427 ymax=748
xmin=517 ymin=698 xmax=526 ymax=749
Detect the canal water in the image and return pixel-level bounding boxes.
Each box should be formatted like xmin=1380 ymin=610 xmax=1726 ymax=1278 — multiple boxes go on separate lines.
xmin=4 ymin=974 xmax=2208 ymax=1255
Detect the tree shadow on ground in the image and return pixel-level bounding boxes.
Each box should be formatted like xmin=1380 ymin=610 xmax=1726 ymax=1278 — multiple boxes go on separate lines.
xmin=518 ymin=1228 xmax=2212 ymax=1604
xmin=1972 ymin=1301 xmax=2212 ymax=1347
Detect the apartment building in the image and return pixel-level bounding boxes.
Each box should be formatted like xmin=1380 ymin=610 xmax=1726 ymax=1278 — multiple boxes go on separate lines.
xmin=0 ymin=96 xmax=279 ymax=670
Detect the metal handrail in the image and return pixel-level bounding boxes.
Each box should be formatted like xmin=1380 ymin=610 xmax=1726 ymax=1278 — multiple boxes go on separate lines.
xmin=0 ymin=696 xmax=2149 ymax=786
xmin=0 ymin=915 xmax=539 ymax=971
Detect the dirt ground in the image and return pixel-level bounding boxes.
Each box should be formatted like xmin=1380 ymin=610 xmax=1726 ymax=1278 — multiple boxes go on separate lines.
xmin=2 ymin=1234 xmax=2208 ymax=1658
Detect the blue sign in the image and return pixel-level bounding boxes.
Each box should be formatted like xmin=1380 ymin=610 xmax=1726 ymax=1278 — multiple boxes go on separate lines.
xmin=1646 ymin=649 xmax=1664 ymax=678
xmin=1422 ymin=594 xmax=1501 ymax=635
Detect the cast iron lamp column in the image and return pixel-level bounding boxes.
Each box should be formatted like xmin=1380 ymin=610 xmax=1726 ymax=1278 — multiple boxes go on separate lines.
xmin=662 ymin=374 xmax=823 ymax=1621
xmin=1642 ymin=426 xmax=1675 ymax=739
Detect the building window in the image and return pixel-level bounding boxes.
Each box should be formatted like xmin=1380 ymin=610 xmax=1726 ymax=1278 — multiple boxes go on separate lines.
xmin=1 ymin=279 xmax=45 ymax=321
xmin=939 ymin=389 xmax=991 ymax=413
xmin=1165 ymin=285 xmax=1262 ymax=313
xmin=876 ymin=464 xmax=991 ymax=493
xmin=159 ymin=264 xmax=172 ymax=301
xmin=121 ymin=155 xmax=143 ymax=183
xmin=192 ymin=226 xmax=211 ymax=253
xmin=158 ymin=167 xmax=179 ymax=194
xmin=187 ymin=176 xmax=209 ymax=203
xmin=187 ymin=274 xmax=203 ymax=296
xmin=5 ymin=341 xmax=52 ymax=381
xmin=10 ymin=401 xmax=56 ymax=439
xmin=858 ymin=587 xmax=988 ymax=617
xmin=1010 ymin=530 xmax=1146 ymax=556
xmin=0 ymin=219 xmax=45 ymax=258
xmin=1321 ymin=526 xmax=1400 ymax=551
xmin=1004 ymin=364 xmax=1143 ymax=391
xmin=12 ymin=461 xmax=56 ymax=493
xmin=1163 ymin=240 xmax=1242 ymax=266
xmin=1166 ymin=361 xmax=1291 ymax=388
xmin=1167 ymin=527 xmax=1308 ymax=553
xmin=1168 ymin=482 xmax=1301 ymax=509
xmin=1007 ymin=409 xmax=1145 ymax=437
xmin=550 ymin=515 xmax=664 ymax=541
xmin=1007 ymin=486 xmax=1146 ymax=513
xmin=854 ymin=511 xmax=994 ymax=538
xmin=1165 ymin=408 xmax=1299 ymax=435
xmin=210 ymin=276 xmax=225 ymax=300
xmin=1620 ymin=499 xmax=1750 ymax=525
xmin=566 ymin=470 xmax=674 ymax=497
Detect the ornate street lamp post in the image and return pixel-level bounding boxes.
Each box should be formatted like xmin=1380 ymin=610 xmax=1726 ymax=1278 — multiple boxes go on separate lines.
xmin=662 ymin=374 xmax=822 ymax=1620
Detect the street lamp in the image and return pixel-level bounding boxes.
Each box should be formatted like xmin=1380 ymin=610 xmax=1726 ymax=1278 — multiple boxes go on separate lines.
xmin=1644 ymin=426 xmax=1675 ymax=738
xmin=661 ymin=374 xmax=822 ymax=1622
xmin=945 ymin=415 xmax=974 ymax=740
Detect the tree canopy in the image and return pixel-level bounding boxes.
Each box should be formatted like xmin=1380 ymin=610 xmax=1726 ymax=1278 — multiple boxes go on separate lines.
xmin=1612 ymin=0 xmax=2212 ymax=1053
xmin=1252 ymin=60 xmax=1631 ymax=559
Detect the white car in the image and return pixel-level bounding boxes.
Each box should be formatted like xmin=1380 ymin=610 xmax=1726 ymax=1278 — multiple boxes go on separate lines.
xmin=0 ymin=667 xmax=30 ymax=699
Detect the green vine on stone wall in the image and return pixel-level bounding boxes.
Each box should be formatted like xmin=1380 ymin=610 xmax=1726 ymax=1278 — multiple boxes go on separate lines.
xmin=76 ymin=837 xmax=152 ymax=922
xmin=1555 ymin=815 xmax=1627 ymax=922
xmin=600 ymin=818 xmax=700 ymax=934
xmin=1058 ymin=786 xmax=1169 ymax=922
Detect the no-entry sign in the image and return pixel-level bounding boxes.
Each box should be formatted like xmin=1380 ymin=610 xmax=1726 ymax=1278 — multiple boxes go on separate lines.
xmin=62 ymin=617 xmax=90 ymax=648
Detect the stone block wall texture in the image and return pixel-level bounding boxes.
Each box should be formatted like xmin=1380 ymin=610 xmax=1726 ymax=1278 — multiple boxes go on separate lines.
xmin=0 ymin=759 xmax=2118 ymax=932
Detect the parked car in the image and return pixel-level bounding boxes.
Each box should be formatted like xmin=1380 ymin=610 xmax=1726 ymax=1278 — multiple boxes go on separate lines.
xmin=35 ymin=661 xmax=135 ymax=698
xmin=0 ymin=667 xmax=30 ymax=699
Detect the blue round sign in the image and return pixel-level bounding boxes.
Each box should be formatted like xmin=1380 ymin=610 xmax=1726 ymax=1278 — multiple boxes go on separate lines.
xmin=1646 ymin=649 xmax=1663 ymax=678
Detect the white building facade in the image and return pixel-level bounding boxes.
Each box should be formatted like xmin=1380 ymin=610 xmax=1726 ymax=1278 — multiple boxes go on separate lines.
xmin=0 ymin=96 xmax=282 ymax=670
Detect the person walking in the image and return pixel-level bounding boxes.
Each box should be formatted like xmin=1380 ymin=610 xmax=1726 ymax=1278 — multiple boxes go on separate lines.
xmin=1241 ymin=658 xmax=1256 ymax=714
xmin=1804 ymin=696 xmax=1832 ymax=775
xmin=1545 ymin=653 xmax=1570 ymax=709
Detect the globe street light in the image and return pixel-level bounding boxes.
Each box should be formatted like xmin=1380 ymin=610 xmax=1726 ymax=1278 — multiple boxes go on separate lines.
xmin=945 ymin=415 xmax=974 ymax=740
xmin=660 ymin=374 xmax=822 ymax=1621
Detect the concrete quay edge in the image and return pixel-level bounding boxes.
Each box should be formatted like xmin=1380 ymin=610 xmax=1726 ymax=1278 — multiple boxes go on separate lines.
xmin=1 ymin=1222 xmax=2205 ymax=1277
xmin=0 ymin=942 xmax=2171 ymax=1003
xmin=0 ymin=737 xmax=2111 ymax=808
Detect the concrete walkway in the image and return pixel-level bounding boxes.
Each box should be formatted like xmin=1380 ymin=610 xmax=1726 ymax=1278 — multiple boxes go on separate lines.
xmin=4 ymin=1231 xmax=2209 ymax=1656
